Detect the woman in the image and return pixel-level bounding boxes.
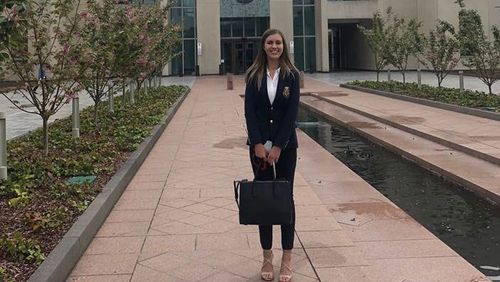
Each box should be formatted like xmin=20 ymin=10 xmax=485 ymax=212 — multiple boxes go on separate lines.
xmin=244 ymin=28 xmax=300 ymax=282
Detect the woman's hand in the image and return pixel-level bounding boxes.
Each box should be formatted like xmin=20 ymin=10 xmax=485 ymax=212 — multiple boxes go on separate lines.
xmin=267 ymin=146 xmax=281 ymax=165
xmin=254 ymin=143 xmax=267 ymax=159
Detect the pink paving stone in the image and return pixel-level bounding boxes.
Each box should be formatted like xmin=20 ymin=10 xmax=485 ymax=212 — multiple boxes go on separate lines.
xmin=198 ymin=250 xmax=249 ymax=269
xmin=365 ymin=257 xmax=487 ymax=281
xmin=119 ymin=189 xmax=163 ymax=201
xmin=67 ymin=274 xmax=131 ymax=282
xmin=298 ymin=230 xmax=354 ymax=248
xmin=196 ymin=233 xmax=249 ymax=250
xmin=202 ymin=207 xmax=238 ymax=219
xmin=295 ymin=205 xmax=332 ymax=218
xmin=105 ymin=209 xmax=155 ymax=223
xmin=201 ymin=271 xmax=249 ymax=282
xmin=179 ymin=202 xmax=218 ymax=214
xmin=306 ymin=246 xmax=369 ymax=268
xmin=148 ymin=220 xmax=207 ymax=235
xmin=129 ymin=174 xmax=168 ymax=183
xmin=126 ymin=181 xmax=165 ymax=190
xmin=113 ymin=198 xmax=159 ymax=211
xmin=84 ymin=236 xmax=145 ymax=255
xmin=340 ymin=218 xmax=436 ymax=242
xmin=316 ymin=266 xmax=372 ymax=282
xmin=95 ymin=221 xmax=150 ymax=237
xmin=176 ymin=213 xmax=217 ymax=226
xmin=70 ymin=254 xmax=138 ymax=276
xmin=130 ymin=264 xmax=184 ymax=282
xmin=153 ymin=207 xmax=195 ymax=222
xmin=138 ymin=252 xmax=191 ymax=273
xmin=139 ymin=234 xmax=196 ymax=261
xmin=295 ymin=216 xmax=343 ymax=231
xmin=356 ymin=239 xmax=458 ymax=259
xmin=200 ymin=218 xmax=240 ymax=233
xmin=327 ymin=201 xmax=409 ymax=221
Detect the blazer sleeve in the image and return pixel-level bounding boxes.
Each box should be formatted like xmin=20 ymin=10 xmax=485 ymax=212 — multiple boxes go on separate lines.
xmin=274 ymin=71 xmax=300 ymax=149
xmin=244 ymin=81 xmax=263 ymax=145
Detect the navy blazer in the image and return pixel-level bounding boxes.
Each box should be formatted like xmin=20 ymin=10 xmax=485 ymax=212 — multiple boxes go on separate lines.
xmin=244 ymin=70 xmax=300 ymax=150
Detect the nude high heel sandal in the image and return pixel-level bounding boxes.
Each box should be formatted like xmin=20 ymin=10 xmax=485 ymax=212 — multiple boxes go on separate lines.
xmin=279 ymin=250 xmax=293 ymax=282
xmin=261 ymin=249 xmax=274 ymax=281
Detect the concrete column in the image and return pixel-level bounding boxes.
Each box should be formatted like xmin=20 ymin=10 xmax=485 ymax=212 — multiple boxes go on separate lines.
xmin=315 ymin=0 xmax=329 ymax=72
xmin=72 ymin=97 xmax=80 ymax=138
xmin=130 ymin=82 xmax=135 ymax=104
xmin=459 ymin=70 xmax=464 ymax=92
xmin=0 ymin=112 xmax=6 ymax=180
xmin=227 ymin=73 xmax=233 ymax=90
xmin=197 ymin=0 xmax=221 ymax=75
xmin=417 ymin=68 xmax=422 ymax=88
xmin=270 ymin=0 xmax=293 ymax=57
xmin=109 ymin=86 xmax=114 ymax=113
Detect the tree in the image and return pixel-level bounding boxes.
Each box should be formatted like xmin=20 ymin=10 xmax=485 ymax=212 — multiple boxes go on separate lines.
xmin=456 ymin=0 xmax=500 ymax=94
xmin=0 ymin=0 xmax=84 ymax=155
xmin=141 ymin=3 xmax=180 ymax=85
xmin=77 ymin=0 xmax=122 ymax=129
xmin=358 ymin=12 xmax=389 ymax=82
xmin=111 ymin=2 xmax=180 ymax=97
xmin=0 ymin=1 xmax=25 ymax=75
xmin=419 ymin=20 xmax=460 ymax=87
xmin=384 ymin=8 xmax=425 ymax=83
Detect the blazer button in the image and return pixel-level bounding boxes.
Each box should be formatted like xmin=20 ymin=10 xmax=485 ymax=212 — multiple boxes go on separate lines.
xmin=270 ymin=119 xmax=273 ymax=124
xmin=270 ymin=106 xmax=273 ymax=110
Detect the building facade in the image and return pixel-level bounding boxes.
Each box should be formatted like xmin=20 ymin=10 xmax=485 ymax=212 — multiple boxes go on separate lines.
xmin=165 ymin=0 xmax=500 ymax=76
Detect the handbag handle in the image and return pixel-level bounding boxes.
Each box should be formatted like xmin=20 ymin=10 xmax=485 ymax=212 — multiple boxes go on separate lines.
xmin=253 ymin=159 xmax=276 ymax=180
xmin=234 ymin=161 xmax=278 ymax=209
xmin=234 ymin=180 xmax=240 ymax=208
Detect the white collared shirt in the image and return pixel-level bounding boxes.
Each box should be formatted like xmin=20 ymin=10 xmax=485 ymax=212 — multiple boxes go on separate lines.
xmin=266 ymin=67 xmax=280 ymax=105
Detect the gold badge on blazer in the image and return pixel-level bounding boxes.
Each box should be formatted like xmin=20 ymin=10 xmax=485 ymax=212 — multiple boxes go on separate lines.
xmin=283 ymin=86 xmax=290 ymax=99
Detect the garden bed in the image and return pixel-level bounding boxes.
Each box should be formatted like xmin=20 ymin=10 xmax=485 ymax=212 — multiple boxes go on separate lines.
xmin=346 ymin=80 xmax=500 ymax=112
xmin=0 ymin=85 xmax=187 ymax=282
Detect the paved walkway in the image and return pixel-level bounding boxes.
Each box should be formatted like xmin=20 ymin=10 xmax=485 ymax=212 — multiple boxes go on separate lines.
xmin=0 ymin=77 xmax=196 ymax=140
xmin=68 ymin=76 xmax=487 ymax=281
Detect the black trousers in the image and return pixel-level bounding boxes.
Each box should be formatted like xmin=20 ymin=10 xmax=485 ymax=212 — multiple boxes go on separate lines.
xmin=249 ymin=146 xmax=297 ymax=250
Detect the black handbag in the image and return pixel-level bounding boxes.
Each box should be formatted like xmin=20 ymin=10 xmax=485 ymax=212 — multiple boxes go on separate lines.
xmin=234 ymin=163 xmax=293 ymax=225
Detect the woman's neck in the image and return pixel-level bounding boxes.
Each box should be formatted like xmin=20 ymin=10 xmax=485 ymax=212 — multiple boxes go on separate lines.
xmin=267 ymin=59 xmax=279 ymax=72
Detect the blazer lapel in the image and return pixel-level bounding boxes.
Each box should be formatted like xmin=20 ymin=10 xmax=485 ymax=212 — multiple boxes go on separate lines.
xmin=261 ymin=74 xmax=272 ymax=107
xmin=274 ymin=73 xmax=285 ymax=105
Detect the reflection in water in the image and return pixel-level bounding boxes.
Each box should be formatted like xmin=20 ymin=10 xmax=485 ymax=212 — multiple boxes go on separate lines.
xmin=297 ymin=108 xmax=500 ymax=278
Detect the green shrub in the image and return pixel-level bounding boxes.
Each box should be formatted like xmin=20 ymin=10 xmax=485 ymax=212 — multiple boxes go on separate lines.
xmin=349 ymin=80 xmax=500 ymax=112
xmin=0 ymin=233 xmax=45 ymax=265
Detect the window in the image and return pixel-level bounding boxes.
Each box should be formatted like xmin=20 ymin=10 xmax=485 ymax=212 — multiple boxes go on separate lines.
xmin=170 ymin=0 xmax=197 ymax=75
xmin=293 ymin=0 xmax=316 ymax=72
xmin=220 ymin=17 xmax=268 ymax=38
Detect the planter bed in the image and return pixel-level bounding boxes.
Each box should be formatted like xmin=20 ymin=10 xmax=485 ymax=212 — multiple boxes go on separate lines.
xmin=345 ymin=80 xmax=500 ymax=114
xmin=0 ymin=85 xmax=188 ymax=282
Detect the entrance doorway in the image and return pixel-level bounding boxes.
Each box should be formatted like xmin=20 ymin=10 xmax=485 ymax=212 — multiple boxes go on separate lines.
xmin=222 ymin=38 xmax=259 ymax=75
xmin=328 ymin=27 xmax=341 ymax=71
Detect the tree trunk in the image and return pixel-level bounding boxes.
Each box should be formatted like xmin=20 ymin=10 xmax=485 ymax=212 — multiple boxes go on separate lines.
xmin=488 ymin=83 xmax=492 ymax=95
xmin=122 ymin=80 xmax=127 ymax=104
xmin=402 ymin=71 xmax=406 ymax=83
xmin=94 ymin=102 xmax=99 ymax=131
xmin=376 ymin=71 xmax=380 ymax=82
xmin=42 ymin=117 xmax=49 ymax=156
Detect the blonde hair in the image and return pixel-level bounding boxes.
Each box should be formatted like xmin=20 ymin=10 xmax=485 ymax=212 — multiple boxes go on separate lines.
xmin=245 ymin=28 xmax=298 ymax=90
